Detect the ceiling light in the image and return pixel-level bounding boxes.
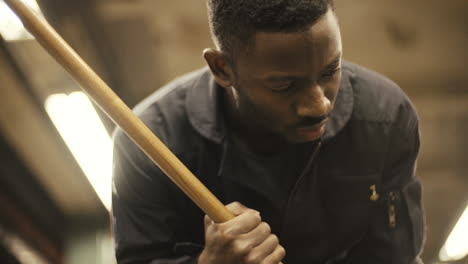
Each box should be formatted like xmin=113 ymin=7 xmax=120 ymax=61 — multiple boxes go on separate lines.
xmin=0 ymin=0 xmax=43 ymax=41
xmin=439 ymin=204 xmax=468 ymax=261
xmin=45 ymin=92 xmax=113 ymax=211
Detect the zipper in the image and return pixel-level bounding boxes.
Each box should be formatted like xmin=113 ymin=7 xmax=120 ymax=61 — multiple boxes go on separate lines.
xmin=279 ymin=140 xmax=322 ymax=237
xmin=387 ymin=191 xmax=398 ymax=228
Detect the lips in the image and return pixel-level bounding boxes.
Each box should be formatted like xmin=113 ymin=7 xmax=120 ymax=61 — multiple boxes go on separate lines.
xmin=297 ymin=117 xmax=328 ymax=130
xmin=295 ymin=118 xmax=328 ymax=141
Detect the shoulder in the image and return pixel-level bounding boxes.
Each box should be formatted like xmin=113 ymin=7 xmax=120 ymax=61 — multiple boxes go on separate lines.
xmin=343 ymin=61 xmax=418 ymax=130
xmin=113 ymin=67 xmax=211 ymax=154
xmin=133 ymin=67 xmax=211 ymax=128
xmin=321 ymin=62 xmax=420 ymax=183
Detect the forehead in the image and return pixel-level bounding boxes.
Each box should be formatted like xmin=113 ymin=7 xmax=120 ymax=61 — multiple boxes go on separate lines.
xmin=236 ymin=10 xmax=342 ymax=78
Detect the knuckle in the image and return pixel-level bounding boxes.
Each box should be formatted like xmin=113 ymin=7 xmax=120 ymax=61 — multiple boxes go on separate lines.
xmin=277 ymin=246 xmax=286 ymax=259
xmin=218 ymin=220 xmax=237 ymax=235
xmin=249 ymin=211 xmax=262 ymax=223
xmin=264 ymin=246 xmax=286 ymax=264
xmin=230 ymin=201 xmax=245 ymax=211
xmin=218 ymin=228 xmax=235 ymax=243
xmin=227 ymin=201 xmax=247 ymax=215
xmin=260 ymin=222 xmax=271 ymax=234
xmin=247 ymin=208 xmax=260 ymax=215
xmin=232 ymin=240 xmax=249 ymax=255
xmin=245 ymin=253 xmax=261 ymax=264
xmin=231 ymin=201 xmax=242 ymax=207
xmin=270 ymin=234 xmax=279 ymax=244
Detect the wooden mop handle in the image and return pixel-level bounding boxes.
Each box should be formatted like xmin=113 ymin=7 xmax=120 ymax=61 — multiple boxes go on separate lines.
xmin=3 ymin=0 xmax=234 ymax=222
xmin=5 ymin=1 xmax=285 ymax=262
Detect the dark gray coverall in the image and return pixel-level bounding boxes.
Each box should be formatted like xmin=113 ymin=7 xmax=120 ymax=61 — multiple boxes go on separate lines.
xmin=112 ymin=61 xmax=425 ymax=264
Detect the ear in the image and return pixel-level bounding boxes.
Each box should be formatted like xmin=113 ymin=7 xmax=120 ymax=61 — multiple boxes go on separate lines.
xmin=203 ymin=48 xmax=234 ymax=88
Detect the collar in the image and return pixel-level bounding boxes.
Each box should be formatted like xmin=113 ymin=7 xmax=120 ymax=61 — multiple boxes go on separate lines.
xmin=322 ymin=63 xmax=355 ymax=141
xmin=186 ymin=64 xmax=354 ymax=144
xmin=185 ymin=67 xmax=225 ymax=143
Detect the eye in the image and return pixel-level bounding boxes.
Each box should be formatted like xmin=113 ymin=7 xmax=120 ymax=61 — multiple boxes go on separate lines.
xmin=270 ymin=81 xmax=296 ymax=93
xmin=320 ymin=67 xmax=341 ymax=81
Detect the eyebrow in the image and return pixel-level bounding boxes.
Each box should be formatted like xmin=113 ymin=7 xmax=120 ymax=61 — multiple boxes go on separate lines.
xmin=264 ymin=75 xmax=299 ymax=82
xmin=262 ymin=54 xmax=342 ymax=82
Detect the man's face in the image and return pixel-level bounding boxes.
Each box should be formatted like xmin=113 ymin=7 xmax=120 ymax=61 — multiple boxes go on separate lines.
xmin=230 ymin=10 xmax=342 ymax=144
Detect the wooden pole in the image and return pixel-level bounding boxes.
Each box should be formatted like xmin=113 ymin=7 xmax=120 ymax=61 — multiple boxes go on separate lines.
xmin=4 ymin=2 xmax=284 ymax=262
xmin=3 ymin=0 xmax=234 ymax=223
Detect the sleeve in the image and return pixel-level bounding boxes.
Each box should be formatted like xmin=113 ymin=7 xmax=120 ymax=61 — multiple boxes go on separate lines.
xmin=111 ymin=129 xmax=203 ymax=264
xmin=340 ymin=106 xmax=426 ymax=264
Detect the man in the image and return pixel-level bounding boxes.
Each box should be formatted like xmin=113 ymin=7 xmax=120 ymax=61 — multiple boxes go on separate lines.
xmin=112 ymin=0 xmax=425 ymax=263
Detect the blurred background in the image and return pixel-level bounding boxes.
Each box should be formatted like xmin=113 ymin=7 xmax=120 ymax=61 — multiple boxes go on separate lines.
xmin=0 ymin=0 xmax=467 ymax=263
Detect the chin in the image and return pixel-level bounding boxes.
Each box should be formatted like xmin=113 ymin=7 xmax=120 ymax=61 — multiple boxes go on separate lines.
xmin=286 ymin=136 xmax=321 ymax=144
xmin=284 ymin=126 xmax=326 ymax=144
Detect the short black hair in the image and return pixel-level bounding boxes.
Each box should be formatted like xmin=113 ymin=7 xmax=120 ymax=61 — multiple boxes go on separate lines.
xmin=207 ymin=0 xmax=335 ymax=62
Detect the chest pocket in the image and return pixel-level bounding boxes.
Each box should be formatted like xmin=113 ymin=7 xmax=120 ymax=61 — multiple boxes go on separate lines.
xmin=319 ymin=172 xmax=381 ymax=232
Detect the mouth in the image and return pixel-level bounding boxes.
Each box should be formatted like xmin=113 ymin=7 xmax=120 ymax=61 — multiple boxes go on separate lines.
xmin=295 ymin=118 xmax=328 ymax=141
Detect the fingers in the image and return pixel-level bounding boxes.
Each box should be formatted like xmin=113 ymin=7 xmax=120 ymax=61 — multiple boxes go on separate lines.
xmin=238 ymin=221 xmax=271 ymax=249
xmin=244 ymin=234 xmax=280 ymax=264
xmin=201 ymin=202 xmax=286 ymax=264
xmin=230 ymin=233 xmax=285 ymax=264
xmin=260 ymin=244 xmax=286 ymax=264
xmin=225 ymin=201 xmax=258 ymax=216
xmin=220 ymin=208 xmax=261 ymax=234
xmin=205 ymin=202 xmax=261 ymax=234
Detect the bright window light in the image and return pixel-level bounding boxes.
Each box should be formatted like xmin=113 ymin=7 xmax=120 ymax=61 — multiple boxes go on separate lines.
xmin=45 ymin=92 xmax=112 ymax=211
xmin=439 ymin=204 xmax=468 ymax=261
xmin=0 ymin=0 xmax=44 ymax=41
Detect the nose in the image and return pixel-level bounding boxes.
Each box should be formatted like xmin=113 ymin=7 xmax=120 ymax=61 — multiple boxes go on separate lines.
xmin=296 ymin=83 xmax=331 ymax=117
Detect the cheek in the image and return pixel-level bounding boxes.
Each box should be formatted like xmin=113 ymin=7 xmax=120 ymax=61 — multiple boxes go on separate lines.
xmin=325 ymin=75 xmax=342 ymax=105
xmin=239 ymin=88 xmax=293 ymax=127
